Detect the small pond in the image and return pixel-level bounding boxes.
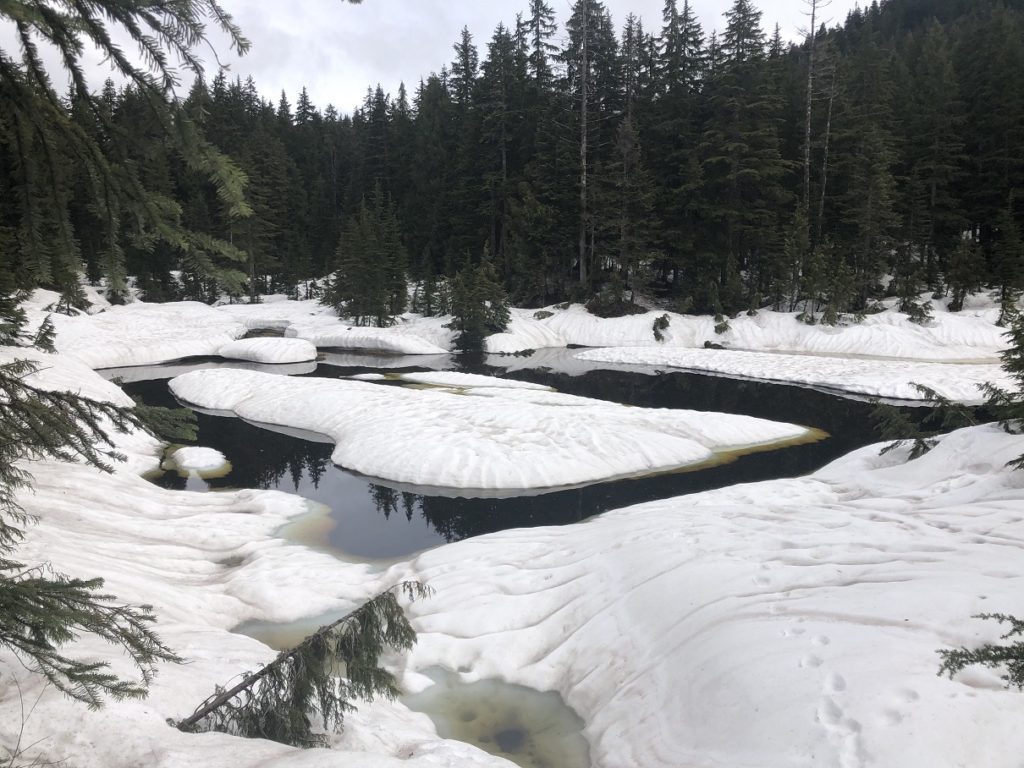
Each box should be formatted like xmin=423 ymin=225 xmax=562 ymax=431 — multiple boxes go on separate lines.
xmin=122 ymin=352 xmax=915 ymax=560
xmin=402 ymin=668 xmax=590 ymax=768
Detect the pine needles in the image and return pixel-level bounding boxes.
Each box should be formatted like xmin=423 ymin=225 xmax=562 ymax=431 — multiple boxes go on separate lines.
xmin=177 ymin=581 xmax=433 ymax=748
xmin=870 ymin=383 xmax=977 ymax=459
xmin=1 ymin=303 xmax=181 ymax=707
xmin=939 ymin=614 xmax=1024 ymax=690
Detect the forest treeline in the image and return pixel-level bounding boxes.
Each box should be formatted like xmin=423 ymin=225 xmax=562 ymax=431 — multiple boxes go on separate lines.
xmin=3 ymin=0 xmax=1024 ymax=325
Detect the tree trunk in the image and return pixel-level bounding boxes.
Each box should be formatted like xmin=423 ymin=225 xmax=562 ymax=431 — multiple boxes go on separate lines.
xmin=816 ymin=64 xmax=837 ymax=245
xmin=578 ymin=0 xmax=589 ymax=289
xmin=802 ymin=0 xmax=818 ymax=216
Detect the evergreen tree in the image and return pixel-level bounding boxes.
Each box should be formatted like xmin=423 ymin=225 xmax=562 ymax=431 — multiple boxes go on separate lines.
xmin=449 ymin=254 xmax=511 ymax=352
xmin=0 ymin=0 xmax=255 ymax=302
xmin=325 ymin=184 xmax=407 ymax=327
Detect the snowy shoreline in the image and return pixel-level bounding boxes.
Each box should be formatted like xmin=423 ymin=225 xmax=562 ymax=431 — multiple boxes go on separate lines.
xmin=25 ymin=289 xmax=1012 ymax=402
xmin=2 ymin=345 xmax=1023 ymax=767
xmin=3 ymin=293 xmax=1023 ymax=767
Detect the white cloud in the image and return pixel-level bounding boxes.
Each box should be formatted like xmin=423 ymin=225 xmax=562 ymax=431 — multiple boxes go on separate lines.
xmin=0 ymin=0 xmax=863 ymax=114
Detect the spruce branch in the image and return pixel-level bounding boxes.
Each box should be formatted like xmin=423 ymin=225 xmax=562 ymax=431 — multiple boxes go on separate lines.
xmin=939 ymin=614 xmax=1024 ymax=690
xmin=177 ymin=581 xmax=433 ymax=747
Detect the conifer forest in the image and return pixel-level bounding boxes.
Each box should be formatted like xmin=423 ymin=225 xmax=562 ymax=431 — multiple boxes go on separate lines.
xmin=4 ymin=0 xmax=1024 ymax=324
xmin=6 ymin=1 xmax=1024 ymax=766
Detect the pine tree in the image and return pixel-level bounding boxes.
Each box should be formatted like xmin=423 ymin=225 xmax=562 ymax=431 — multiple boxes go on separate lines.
xmin=0 ymin=0 xmax=255 ymax=301
xmin=325 ymin=185 xmax=407 ymax=327
xmin=449 ymin=253 xmax=511 ymax=352
xmin=992 ymin=196 xmax=1024 ymax=326
xmin=946 ymin=237 xmax=985 ymax=312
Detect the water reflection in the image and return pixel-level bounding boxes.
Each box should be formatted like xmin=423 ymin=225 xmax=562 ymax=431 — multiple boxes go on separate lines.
xmin=126 ymin=360 xmax=922 ymax=561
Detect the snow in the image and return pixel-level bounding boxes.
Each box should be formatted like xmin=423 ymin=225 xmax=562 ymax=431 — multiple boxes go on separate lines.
xmin=218 ymin=338 xmax=318 ymax=364
xmin=352 ymin=371 xmax=553 ymax=391
xmin=17 ymin=293 xmax=1010 ymax=406
xmin=168 ymin=368 xmax=811 ymax=491
xmin=47 ymin=301 xmax=247 ymax=369
xmin=487 ymin=302 xmax=1009 ymax=361
xmin=574 ymin=346 xmax=1011 ymax=402
xmin=286 ymin=322 xmax=450 ymax=355
xmin=4 ymin=347 xmax=1024 ymax=767
xmin=165 ymin=446 xmax=231 ymax=474
xmin=6 ymin=293 xmax=1024 ymax=767
xmin=397 ymin=424 xmax=1024 ymax=768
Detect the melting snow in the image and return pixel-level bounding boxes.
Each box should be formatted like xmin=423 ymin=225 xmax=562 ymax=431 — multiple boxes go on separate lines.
xmin=168 ymin=368 xmax=811 ymax=491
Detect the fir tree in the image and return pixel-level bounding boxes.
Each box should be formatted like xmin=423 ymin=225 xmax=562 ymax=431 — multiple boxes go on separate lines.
xmin=0 ymin=0 xmax=255 ymax=301
xmin=449 ymin=253 xmax=511 ymax=352
xmin=324 ymin=184 xmax=407 ymax=327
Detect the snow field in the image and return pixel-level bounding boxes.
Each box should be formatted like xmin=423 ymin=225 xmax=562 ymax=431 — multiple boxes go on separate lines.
xmin=3 ymin=345 xmax=1024 ymax=767
xmin=489 ymin=301 xmax=1008 ymax=361
xmin=218 ymin=338 xmax=318 ymax=364
xmin=401 ymin=425 xmax=1024 ymax=767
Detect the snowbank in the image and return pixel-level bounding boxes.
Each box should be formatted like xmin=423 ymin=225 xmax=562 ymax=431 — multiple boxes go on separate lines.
xmin=575 ymin=346 xmax=1010 ymax=402
xmin=487 ymin=302 xmax=1009 ymax=361
xmin=165 ymin=446 xmax=231 ymax=475
xmin=5 ymin=345 xmax=1024 ymax=768
xmin=218 ymin=338 xmax=318 ymax=364
xmin=168 ymin=368 xmax=811 ymax=491
xmin=358 ymin=371 xmax=553 ymax=391
xmin=401 ymin=425 xmax=1024 ymax=767
xmin=48 ymin=301 xmax=247 ymax=369
xmin=286 ymin=322 xmax=450 ymax=355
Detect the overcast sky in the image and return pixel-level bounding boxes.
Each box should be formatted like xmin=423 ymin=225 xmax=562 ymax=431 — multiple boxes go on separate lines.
xmin=6 ymin=0 xmax=863 ymax=114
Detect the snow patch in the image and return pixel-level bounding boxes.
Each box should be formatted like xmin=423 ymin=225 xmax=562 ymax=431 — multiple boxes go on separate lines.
xmin=165 ymin=446 xmax=231 ymax=475
xmin=218 ymin=338 xmax=318 ymax=364
xmin=168 ymin=368 xmax=811 ymax=491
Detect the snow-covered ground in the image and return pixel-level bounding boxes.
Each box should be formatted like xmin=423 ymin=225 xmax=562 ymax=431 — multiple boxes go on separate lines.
xmin=218 ymin=338 xmax=318 ymax=364
xmin=168 ymin=368 xmax=811 ymax=491
xmin=3 ymin=346 xmax=1024 ymax=767
xmin=21 ymin=290 xmax=1010 ymax=401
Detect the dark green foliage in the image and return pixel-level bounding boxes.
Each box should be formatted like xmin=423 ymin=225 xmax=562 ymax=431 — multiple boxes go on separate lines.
xmin=939 ymin=614 xmax=1024 ymax=689
xmin=0 ymin=0 xmax=254 ymax=300
xmin=7 ymin=0 xmax=1016 ymax=315
xmin=946 ymin=238 xmax=985 ymax=312
xmin=449 ymin=258 xmax=511 ymax=352
xmin=871 ymin=383 xmax=977 ymax=459
xmin=323 ymin=185 xmax=407 ymax=327
xmin=982 ymin=313 xmax=1024 ymax=469
xmin=0 ymin=306 xmax=181 ymax=707
xmin=585 ymin=272 xmax=645 ymax=318
xmin=132 ymin=401 xmax=199 ymax=443
xmin=177 ymin=581 xmax=432 ymax=748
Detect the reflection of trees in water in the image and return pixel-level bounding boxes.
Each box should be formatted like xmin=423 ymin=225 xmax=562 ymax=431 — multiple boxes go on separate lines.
xmin=155 ymin=414 xmax=331 ymax=493
xmin=366 ymin=485 xmax=590 ymax=544
xmin=206 ymin=422 xmax=331 ymax=493
xmin=368 ymin=486 xmax=420 ymax=522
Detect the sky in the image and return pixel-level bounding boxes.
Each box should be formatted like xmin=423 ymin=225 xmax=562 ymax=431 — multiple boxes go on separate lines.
xmin=4 ymin=0 xmax=863 ymax=115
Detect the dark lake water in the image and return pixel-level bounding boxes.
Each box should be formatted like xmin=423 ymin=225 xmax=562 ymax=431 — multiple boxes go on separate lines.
xmin=124 ymin=353 xmax=912 ymax=561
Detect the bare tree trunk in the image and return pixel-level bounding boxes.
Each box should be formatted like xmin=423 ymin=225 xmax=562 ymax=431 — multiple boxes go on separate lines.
xmin=802 ymin=0 xmax=819 ymax=215
xmin=578 ymin=0 xmax=589 ymax=288
xmin=816 ymin=63 xmax=837 ymax=245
